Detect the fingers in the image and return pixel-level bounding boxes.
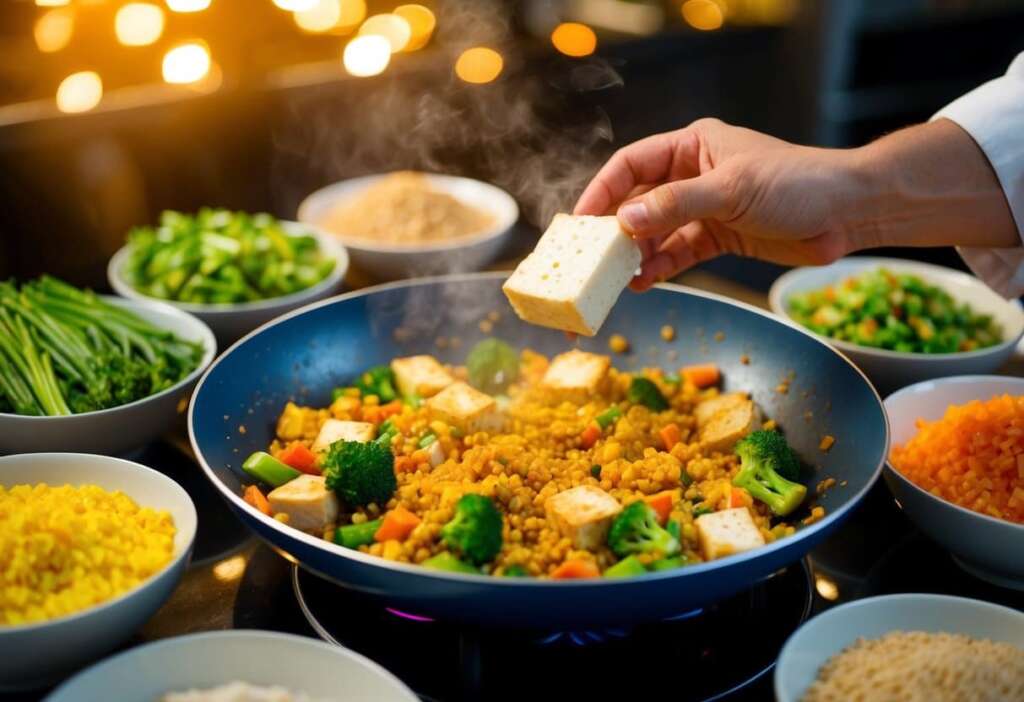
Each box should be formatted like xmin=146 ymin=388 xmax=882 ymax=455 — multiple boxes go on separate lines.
xmin=618 ymin=171 xmax=733 ymax=241
xmin=629 ymin=222 xmax=724 ymax=291
xmin=574 ymin=130 xmax=701 ymax=216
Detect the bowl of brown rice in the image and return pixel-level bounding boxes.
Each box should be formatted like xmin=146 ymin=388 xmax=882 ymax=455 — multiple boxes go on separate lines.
xmin=775 ymin=593 xmax=1024 ymax=702
xmin=0 ymin=452 xmax=197 ymax=691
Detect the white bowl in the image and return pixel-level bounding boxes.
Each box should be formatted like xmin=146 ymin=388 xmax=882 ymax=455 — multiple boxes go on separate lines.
xmin=775 ymin=594 xmax=1024 ymax=702
xmin=0 ymin=452 xmax=197 ymax=691
xmin=298 ymin=172 xmax=519 ymax=280
xmin=884 ymin=375 xmax=1024 ymax=589
xmin=0 ymin=297 xmax=216 ymax=456
xmin=768 ymin=257 xmax=1024 ymax=392
xmin=45 ymin=630 xmax=418 ymax=702
xmin=108 ymin=222 xmax=349 ymax=345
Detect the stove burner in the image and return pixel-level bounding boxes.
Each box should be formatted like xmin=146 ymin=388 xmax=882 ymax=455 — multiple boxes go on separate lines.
xmin=292 ymin=561 xmax=814 ymax=701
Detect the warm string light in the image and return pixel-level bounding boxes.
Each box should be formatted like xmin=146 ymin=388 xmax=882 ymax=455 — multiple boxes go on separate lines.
xmin=394 ymin=4 xmax=435 ymax=51
xmin=551 ymin=22 xmax=597 ymax=57
xmin=165 ymin=0 xmax=211 ymax=12
xmin=342 ymin=34 xmax=391 ymax=77
xmin=682 ymin=0 xmax=725 ymax=31
xmin=358 ymin=14 xmax=412 ymax=53
xmin=293 ymin=0 xmax=341 ymax=33
xmin=56 ymin=71 xmax=102 ymax=113
xmin=455 ymin=47 xmax=503 ymax=84
xmin=337 ymin=0 xmax=367 ymax=31
xmin=34 ymin=8 xmax=74 ymax=53
xmin=115 ymin=3 xmax=165 ymax=47
xmin=272 ymin=0 xmax=317 ymax=11
xmin=162 ymin=42 xmax=212 ymax=83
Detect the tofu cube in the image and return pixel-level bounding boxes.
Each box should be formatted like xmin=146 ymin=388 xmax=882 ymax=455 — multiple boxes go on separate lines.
xmin=391 ymin=355 xmax=455 ymax=399
xmin=545 ymin=485 xmax=622 ymax=550
xmin=541 ymin=350 xmax=611 ymax=397
xmin=426 ymin=381 xmax=503 ymax=434
xmin=503 ymin=214 xmax=642 ymax=336
xmin=267 ymin=475 xmax=339 ymax=533
xmin=695 ymin=392 xmax=761 ymax=453
xmin=695 ymin=507 xmax=766 ymax=561
xmin=312 ymin=419 xmax=376 ymax=454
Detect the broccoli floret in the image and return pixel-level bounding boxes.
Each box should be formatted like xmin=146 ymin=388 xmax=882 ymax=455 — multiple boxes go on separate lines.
xmin=732 ymin=430 xmax=807 ymax=516
xmin=626 ymin=377 xmax=668 ymax=411
xmin=466 ymin=338 xmax=519 ymax=394
xmin=322 ymin=439 xmax=397 ymax=507
xmin=440 ymin=493 xmax=503 ymax=565
xmin=422 ymin=552 xmax=479 ymax=574
xmin=502 ymin=564 xmax=528 ymax=577
xmin=354 ymin=365 xmax=397 ymax=402
xmin=607 ymin=501 xmax=680 ymax=558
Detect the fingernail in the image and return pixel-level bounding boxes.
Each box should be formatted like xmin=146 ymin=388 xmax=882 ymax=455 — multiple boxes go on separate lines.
xmin=618 ymin=202 xmax=648 ymax=232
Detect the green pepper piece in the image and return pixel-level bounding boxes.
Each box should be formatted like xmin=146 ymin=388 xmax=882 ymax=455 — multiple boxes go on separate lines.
xmin=604 ymin=555 xmax=648 ymax=578
xmin=334 ymin=519 xmax=384 ymax=549
xmin=242 ymin=451 xmax=301 ymax=488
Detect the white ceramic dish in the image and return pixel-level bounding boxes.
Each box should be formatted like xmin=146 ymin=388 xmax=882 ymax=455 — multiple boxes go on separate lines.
xmin=297 ymin=172 xmax=519 ymax=280
xmin=0 ymin=297 xmax=215 ymax=456
xmin=768 ymin=257 xmax=1024 ymax=392
xmin=883 ymin=375 xmax=1024 ymax=588
xmin=775 ymin=593 xmax=1024 ymax=702
xmin=0 ymin=453 xmax=197 ymax=691
xmin=45 ymin=630 xmax=418 ymax=702
xmin=108 ymin=222 xmax=348 ymax=345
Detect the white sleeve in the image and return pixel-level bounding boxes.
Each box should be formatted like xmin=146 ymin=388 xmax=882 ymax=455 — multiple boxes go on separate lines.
xmin=933 ymin=53 xmax=1024 ymax=299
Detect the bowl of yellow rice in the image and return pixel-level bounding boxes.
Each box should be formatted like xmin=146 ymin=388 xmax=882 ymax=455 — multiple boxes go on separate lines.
xmin=0 ymin=452 xmax=197 ymax=691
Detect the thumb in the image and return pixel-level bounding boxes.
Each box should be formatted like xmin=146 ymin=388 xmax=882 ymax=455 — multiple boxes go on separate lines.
xmin=617 ymin=172 xmax=733 ymax=239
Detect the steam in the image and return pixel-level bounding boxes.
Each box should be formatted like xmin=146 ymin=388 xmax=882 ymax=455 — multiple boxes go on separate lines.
xmin=275 ymin=0 xmax=622 ymax=231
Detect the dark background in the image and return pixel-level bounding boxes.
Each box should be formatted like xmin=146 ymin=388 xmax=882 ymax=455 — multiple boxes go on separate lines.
xmin=1 ymin=0 xmax=1023 ymax=289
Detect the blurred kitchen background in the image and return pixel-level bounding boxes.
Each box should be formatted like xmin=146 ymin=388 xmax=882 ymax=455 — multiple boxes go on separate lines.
xmin=1 ymin=0 xmax=1022 ymax=288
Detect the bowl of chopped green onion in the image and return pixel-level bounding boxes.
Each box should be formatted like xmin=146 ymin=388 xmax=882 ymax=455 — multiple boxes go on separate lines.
xmin=0 ymin=277 xmax=216 ymax=455
xmin=769 ymin=257 xmax=1024 ymax=392
xmin=108 ymin=209 xmax=348 ymax=344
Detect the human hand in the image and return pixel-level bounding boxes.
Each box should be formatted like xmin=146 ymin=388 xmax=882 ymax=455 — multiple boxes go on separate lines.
xmin=574 ymin=118 xmax=1018 ymax=290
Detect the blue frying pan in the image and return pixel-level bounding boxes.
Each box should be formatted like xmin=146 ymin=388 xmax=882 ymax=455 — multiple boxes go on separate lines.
xmin=189 ymin=273 xmax=888 ymax=629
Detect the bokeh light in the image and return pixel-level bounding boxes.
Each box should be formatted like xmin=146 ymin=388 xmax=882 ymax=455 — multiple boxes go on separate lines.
xmin=337 ymin=0 xmax=367 ymax=31
xmin=115 ymin=3 xmax=165 ymax=47
xmin=36 ymin=0 xmax=70 ymax=6
xmin=272 ymin=0 xmax=317 ymax=11
xmin=358 ymin=14 xmax=411 ymax=53
xmin=342 ymin=34 xmax=391 ymax=77
xmin=455 ymin=47 xmax=503 ymax=84
xmin=293 ymin=0 xmax=340 ymax=32
xmin=34 ymin=8 xmax=74 ymax=53
xmin=394 ymin=4 xmax=435 ymax=51
xmin=681 ymin=0 xmax=725 ymax=31
xmin=166 ymin=0 xmax=211 ymax=12
xmin=162 ymin=42 xmax=211 ymax=84
xmin=56 ymin=71 xmax=102 ymax=113
xmin=551 ymin=22 xmax=597 ymax=57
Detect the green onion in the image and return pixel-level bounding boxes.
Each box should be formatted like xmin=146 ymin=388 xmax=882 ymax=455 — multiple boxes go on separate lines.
xmin=334 ymin=519 xmax=383 ymax=549
xmin=595 ymin=406 xmax=622 ymax=430
xmin=242 ymin=451 xmax=301 ymax=488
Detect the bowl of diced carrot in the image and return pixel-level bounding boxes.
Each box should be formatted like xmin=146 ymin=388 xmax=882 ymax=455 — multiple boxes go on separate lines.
xmin=883 ymin=375 xmax=1024 ymax=589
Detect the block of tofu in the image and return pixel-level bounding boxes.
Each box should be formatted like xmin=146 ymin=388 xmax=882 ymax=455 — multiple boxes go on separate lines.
xmin=390 ymin=355 xmax=455 ymax=398
xmin=503 ymin=214 xmax=642 ymax=336
xmin=311 ymin=419 xmax=376 ymax=453
xmin=426 ymin=381 xmax=503 ymax=434
xmin=541 ymin=350 xmax=611 ymax=396
xmin=695 ymin=507 xmax=766 ymax=561
xmin=545 ymin=485 xmax=623 ymax=550
xmin=695 ymin=392 xmax=761 ymax=453
xmin=267 ymin=475 xmax=339 ymax=533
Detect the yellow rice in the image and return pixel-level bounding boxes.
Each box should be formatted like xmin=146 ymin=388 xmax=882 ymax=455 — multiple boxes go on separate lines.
xmin=0 ymin=483 xmax=176 ymax=626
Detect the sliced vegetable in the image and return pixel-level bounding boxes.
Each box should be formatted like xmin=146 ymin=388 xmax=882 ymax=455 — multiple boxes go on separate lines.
xmin=502 ymin=564 xmax=528 ymax=577
xmin=418 ymin=433 xmax=437 ymax=448
xmin=579 ymin=423 xmax=602 ymax=449
xmin=692 ymin=505 xmax=714 ymax=518
xmin=422 ymin=552 xmax=479 ymax=574
xmin=242 ymin=451 xmax=301 ymax=488
xmin=354 ymin=365 xmax=398 ymax=403
xmin=627 ymin=377 xmax=668 ymax=411
xmin=590 ymin=464 xmax=602 ymax=478
xmin=375 ymin=506 xmax=422 ymax=542
xmin=659 ymin=422 xmax=681 ymax=451
xmin=595 ymin=406 xmax=622 ymax=430
xmin=604 ymin=555 xmax=647 ymax=578
xmin=645 ymin=490 xmax=674 ymax=525
xmin=334 ymin=519 xmax=384 ymax=549
xmin=650 ymin=555 xmax=690 ymax=571
xmin=551 ymin=559 xmax=600 ymax=579
xmin=681 ymin=363 xmax=720 ymax=388
xmin=466 ymin=338 xmax=519 ymax=394
xmin=278 ymin=443 xmax=319 ymax=474
xmin=730 ymin=486 xmax=748 ymax=508
xmin=243 ymin=485 xmax=272 ymax=516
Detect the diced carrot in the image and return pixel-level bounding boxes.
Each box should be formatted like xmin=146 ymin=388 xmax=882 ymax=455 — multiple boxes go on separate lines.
xmin=362 ymin=406 xmax=382 ymax=424
xmin=659 ymin=422 xmax=682 ymax=451
xmin=374 ymin=506 xmax=422 ymax=542
xmin=243 ymin=485 xmax=272 ymax=516
xmin=278 ymin=443 xmax=319 ymax=475
xmin=410 ymin=449 xmax=430 ymax=464
xmin=645 ymin=490 xmax=675 ymax=525
xmin=379 ymin=400 xmax=403 ymax=420
xmin=681 ymin=363 xmax=720 ymax=388
xmin=730 ymin=486 xmax=749 ymax=508
xmin=579 ymin=423 xmax=602 ymax=450
xmin=394 ymin=456 xmax=416 ymax=473
xmin=551 ymin=559 xmax=600 ymax=579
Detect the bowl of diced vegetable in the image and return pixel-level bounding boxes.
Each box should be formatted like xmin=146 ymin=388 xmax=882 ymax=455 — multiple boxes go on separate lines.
xmin=0 ymin=276 xmax=216 ymax=455
xmin=108 ymin=209 xmax=348 ymax=344
xmin=768 ymin=257 xmax=1024 ymax=392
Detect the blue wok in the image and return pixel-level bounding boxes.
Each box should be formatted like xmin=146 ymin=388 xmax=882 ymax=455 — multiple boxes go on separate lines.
xmin=189 ymin=273 xmax=888 ymax=629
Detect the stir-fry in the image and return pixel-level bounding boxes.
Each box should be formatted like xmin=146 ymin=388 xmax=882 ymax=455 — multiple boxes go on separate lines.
xmin=240 ymin=340 xmax=813 ymax=578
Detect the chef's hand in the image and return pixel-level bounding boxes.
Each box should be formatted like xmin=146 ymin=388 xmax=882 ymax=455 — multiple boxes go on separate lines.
xmin=574 ymin=118 xmax=1018 ymax=291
